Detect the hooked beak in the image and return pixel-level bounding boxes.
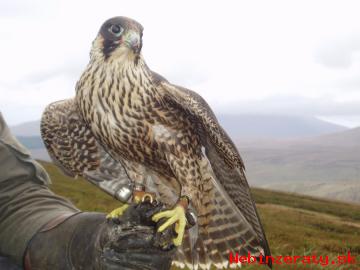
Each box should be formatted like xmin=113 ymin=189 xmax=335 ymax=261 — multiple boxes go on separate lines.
xmin=124 ymin=31 xmax=142 ymax=54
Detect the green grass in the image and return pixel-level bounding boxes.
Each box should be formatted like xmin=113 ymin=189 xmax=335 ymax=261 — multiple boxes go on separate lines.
xmin=251 ymin=188 xmax=360 ymax=222
xmin=41 ymin=161 xmax=360 ymax=270
xmin=42 ymin=161 xmax=120 ymax=212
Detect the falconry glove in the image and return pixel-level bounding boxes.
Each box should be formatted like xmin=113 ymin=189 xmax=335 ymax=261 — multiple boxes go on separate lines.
xmin=25 ymin=202 xmax=176 ymax=270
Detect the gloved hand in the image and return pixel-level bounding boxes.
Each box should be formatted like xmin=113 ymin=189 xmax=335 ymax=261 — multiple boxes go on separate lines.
xmin=25 ymin=201 xmax=176 ymax=270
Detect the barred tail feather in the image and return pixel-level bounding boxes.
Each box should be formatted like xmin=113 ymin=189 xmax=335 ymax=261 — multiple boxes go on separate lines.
xmin=173 ymin=156 xmax=267 ymax=269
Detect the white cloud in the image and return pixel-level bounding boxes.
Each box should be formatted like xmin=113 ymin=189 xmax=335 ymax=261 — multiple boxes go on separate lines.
xmin=0 ymin=0 xmax=360 ymax=126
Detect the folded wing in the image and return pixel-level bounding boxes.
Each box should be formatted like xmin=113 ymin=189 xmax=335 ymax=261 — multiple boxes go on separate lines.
xmin=154 ymin=75 xmax=271 ymax=269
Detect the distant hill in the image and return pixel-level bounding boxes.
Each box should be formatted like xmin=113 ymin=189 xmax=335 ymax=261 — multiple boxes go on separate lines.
xmin=240 ymin=127 xmax=360 ymax=204
xmin=15 ymin=135 xmax=50 ymax=161
xmin=42 ymin=160 xmax=360 ymax=270
xmin=14 ymin=114 xmax=347 ymax=161
xmin=11 ymin=114 xmax=347 ymax=139
xmin=217 ymin=114 xmax=347 ymax=139
xmin=16 ymin=136 xmax=45 ymax=149
xmin=11 ymin=120 xmax=41 ymax=137
xmin=10 ymin=116 xmax=359 ymax=204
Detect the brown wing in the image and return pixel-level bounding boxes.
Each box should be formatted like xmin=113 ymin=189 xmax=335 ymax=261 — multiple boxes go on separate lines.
xmin=40 ymin=98 xmax=132 ymax=198
xmin=153 ymin=72 xmax=244 ymax=170
xmin=153 ymin=73 xmax=271 ymax=268
xmin=41 ymin=99 xmax=99 ymax=177
xmin=173 ymin=150 xmax=271 ymax=270
xmin=204 ymin=137 xmax=271 ymax=267
xmin=40 ymin=98 xmax=180 ymax=205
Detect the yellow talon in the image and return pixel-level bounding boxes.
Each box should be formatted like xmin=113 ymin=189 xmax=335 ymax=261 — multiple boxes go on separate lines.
xmin=152 ymin=205 xmax=187 ymax=246
xmin=106 ymin=204 xmax=129 ymax=219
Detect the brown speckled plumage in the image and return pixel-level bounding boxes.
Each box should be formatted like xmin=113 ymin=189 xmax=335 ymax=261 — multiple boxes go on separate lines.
xmin=41 ymin=16 xmax=271 ymax=269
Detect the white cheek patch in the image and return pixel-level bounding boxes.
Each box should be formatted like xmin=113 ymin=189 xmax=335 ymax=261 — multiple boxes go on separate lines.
xmin=110 ymin=46 xmax=132 ymax=62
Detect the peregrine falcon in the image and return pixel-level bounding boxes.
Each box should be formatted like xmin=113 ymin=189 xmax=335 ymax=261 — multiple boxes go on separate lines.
xmin=41 ymin=16 xmax=271 ymax=269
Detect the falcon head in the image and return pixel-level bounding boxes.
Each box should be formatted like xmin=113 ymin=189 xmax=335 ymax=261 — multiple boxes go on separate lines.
xmin=91 ymin=16 xmax=144 ymax=62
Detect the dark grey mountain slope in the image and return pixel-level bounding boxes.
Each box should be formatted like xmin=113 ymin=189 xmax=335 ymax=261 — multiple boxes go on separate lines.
xmin=12 ymin=115 xmax=347 ymax=139
xmin=11 ymin=120 xmax=41 ymax=137
xmin=217 ymin=114 xmax=347 ymax=139
xmin=9 ymin=116 xmax=359 ymax=203
xmin=240 ymin=127 xmax=360 ymax=203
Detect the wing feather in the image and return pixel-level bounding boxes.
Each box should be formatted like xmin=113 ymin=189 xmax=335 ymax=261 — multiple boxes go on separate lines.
xmin=154 ymin=72 xmax=244 ymax=170
xmin=154 ymin=74 xmax=271 ymax=268
xmin=173 ymin=147 xmax=271 ymax=269
xmin=40 ymin=98 xmax=133 ymax=198
xmin=40 ymin=98 xmax=180 ymax=205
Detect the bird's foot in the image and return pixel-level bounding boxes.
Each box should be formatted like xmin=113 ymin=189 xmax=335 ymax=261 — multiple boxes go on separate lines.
xmin=106 ymin=204 xmax=129 ymax=219
xmin=152 ymin=196 xmax=189 ymax=246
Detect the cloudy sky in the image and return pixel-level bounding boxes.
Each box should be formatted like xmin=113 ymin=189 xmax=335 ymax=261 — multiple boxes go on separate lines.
xmin=1 ymin=0 xmax=360 ymax=127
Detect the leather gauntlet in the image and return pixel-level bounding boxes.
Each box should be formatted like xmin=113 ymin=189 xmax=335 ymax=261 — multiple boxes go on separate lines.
xmin=24 ymin=202 xmax=175 ymax=270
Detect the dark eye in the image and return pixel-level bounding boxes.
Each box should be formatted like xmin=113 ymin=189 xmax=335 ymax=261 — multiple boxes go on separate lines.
xmin=109 ymin=25 xmax=123 ymax=36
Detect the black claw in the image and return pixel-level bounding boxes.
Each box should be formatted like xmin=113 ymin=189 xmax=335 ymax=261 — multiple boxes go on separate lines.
xmin=154 ymin=218 xmax=176 ymax=250
xmin=144 ymin=202 xmax=164 ymax=219
xmin=111 ymin=217 xmax=122 ymax=225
